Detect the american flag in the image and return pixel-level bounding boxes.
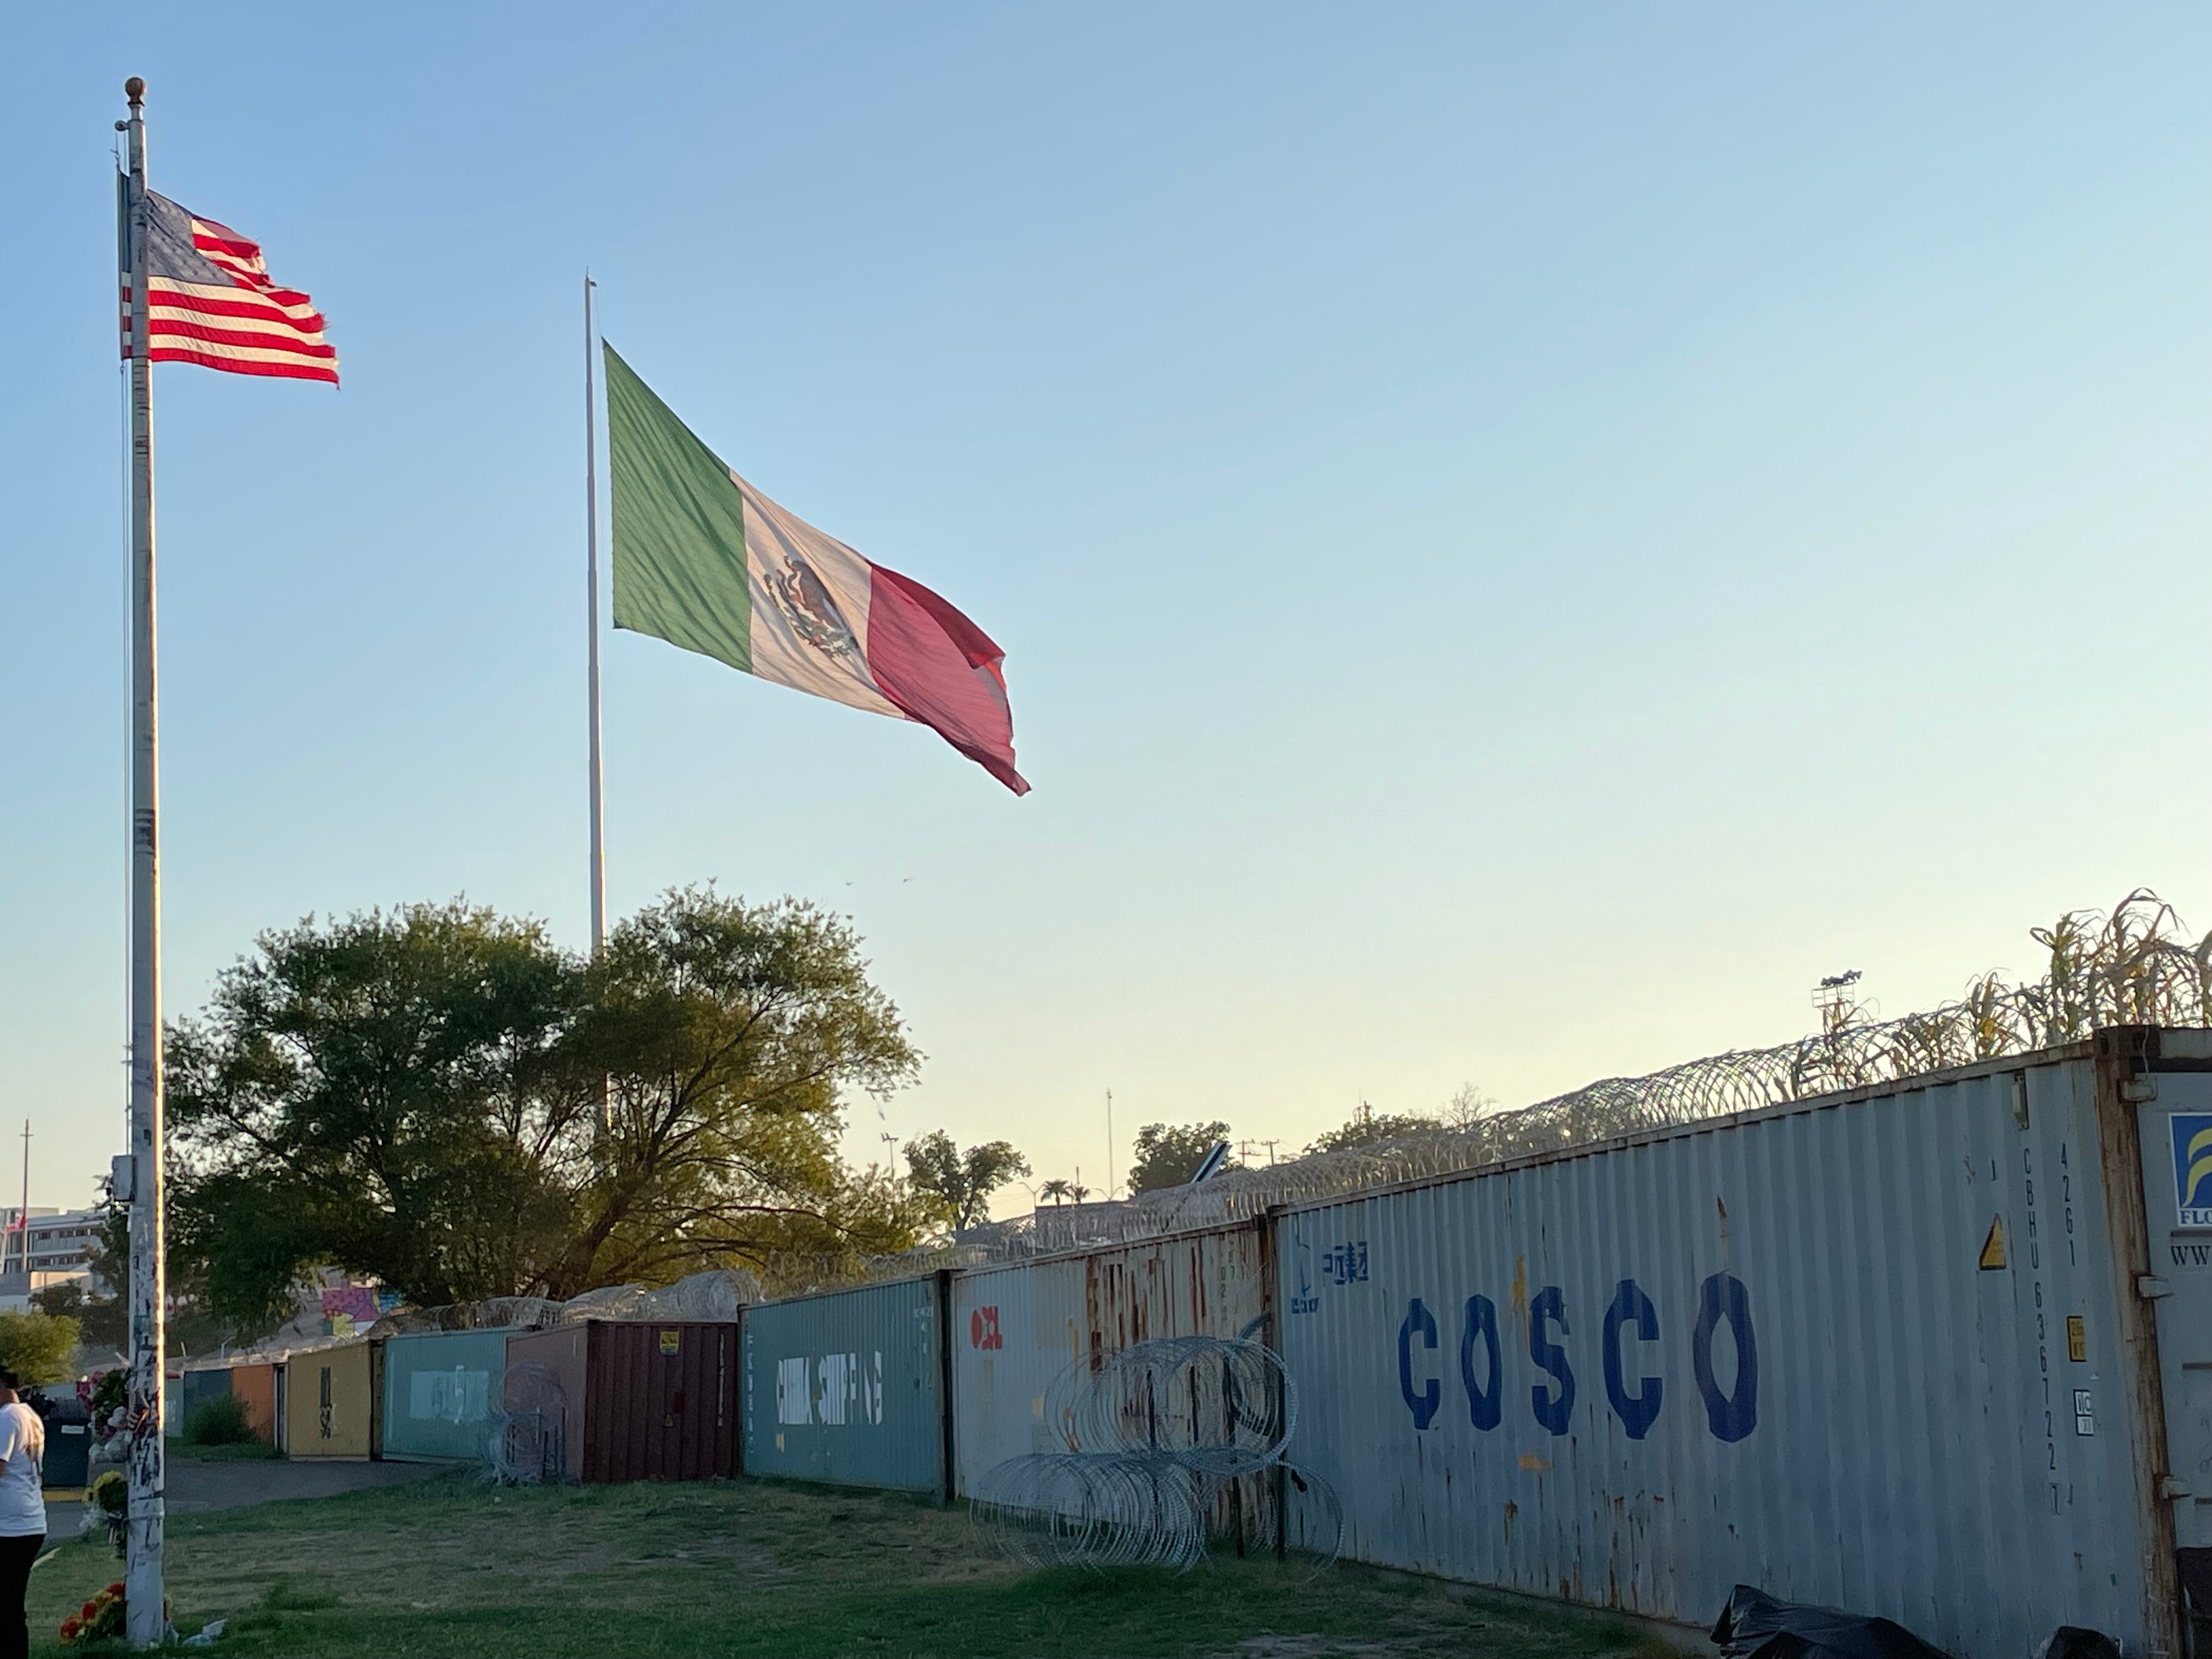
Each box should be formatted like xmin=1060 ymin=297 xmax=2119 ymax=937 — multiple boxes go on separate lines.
xmin=121 ymin=187 xmax=338 ymax=383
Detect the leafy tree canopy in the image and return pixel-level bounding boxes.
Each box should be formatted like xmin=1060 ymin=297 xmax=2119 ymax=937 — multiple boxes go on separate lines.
xmin=1304 ymin=1109 xmax=1432 ymax=1155
xmin=31 ymin=1282 xmax=125 ymax=1355
xmin=165 ymin=888 xmax=933 ymax=1328
xmin=1128 ymin=1121 xmax=1235 ymax=1194
xmin=1305 ymin=1085 xmax=1496 ymax=1155
xmin=0 ymin=1311 xmax=80 ymax=1385
xmin=904 ymin=1132 xmax=1031 ymax=1230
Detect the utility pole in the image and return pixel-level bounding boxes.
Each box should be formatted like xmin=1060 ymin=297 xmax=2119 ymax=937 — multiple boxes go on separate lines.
xmin=120 ymin=73 xmax=170 ymax=1650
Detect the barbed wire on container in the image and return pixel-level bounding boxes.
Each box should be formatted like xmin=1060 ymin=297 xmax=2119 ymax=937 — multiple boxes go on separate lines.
xmin=848 ymin=890 xmax=2212 ymax=1280
xmin=334 ymin=890 xmax=2212 ymax=1311
xmin=969 ymin=1333 xmax=1339 ymax=1573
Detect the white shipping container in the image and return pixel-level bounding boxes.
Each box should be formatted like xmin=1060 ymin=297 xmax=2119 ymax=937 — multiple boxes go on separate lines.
xmin=950 ymin=1228 xmax=1270 ymax=1499
xmin=1275 ymin=1029 xmax=2209 ymax=1659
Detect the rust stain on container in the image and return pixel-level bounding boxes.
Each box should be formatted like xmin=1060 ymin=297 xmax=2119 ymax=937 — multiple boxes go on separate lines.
xmin=952 ymin=1224 xmax=1267 ymax=1528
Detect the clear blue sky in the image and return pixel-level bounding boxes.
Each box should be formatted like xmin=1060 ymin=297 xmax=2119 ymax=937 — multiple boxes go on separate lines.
xmin=4 ymin=5 xmax=2207 ymax=1216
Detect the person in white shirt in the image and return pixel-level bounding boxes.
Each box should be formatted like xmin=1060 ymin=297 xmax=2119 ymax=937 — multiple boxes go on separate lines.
xmin=0 ymin=1370 xmax=45 ymax=1659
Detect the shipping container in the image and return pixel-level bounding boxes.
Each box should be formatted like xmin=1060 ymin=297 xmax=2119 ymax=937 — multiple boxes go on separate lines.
xmin=950 ymin=1227 xmax=1270 ymax=1500
xmin=950 ymin=1257 xmax=1083 ymax=1496
xmin=504 ymin=1322 xmax=738 ymax=1483
xmin=283 ymin=1340 xmax=381 ymax=1460
xmin=742 ymin=1277 xmax=946 ymax=1492
xmin=502 ymin=1324 xmax=586 ymax=1481
xmin=160 ymin=1375 xmax=179 ymax=1438
xmin=381 ymin=1329 xmax=515 ymax=1463
xmin=177 ymin=1368 xmax=232 ymax=1436
xmin=1272 ymin=1029 xmax=2210 ymax=1659
xmin=228 ymin=1362 xmax=277 ymax=1445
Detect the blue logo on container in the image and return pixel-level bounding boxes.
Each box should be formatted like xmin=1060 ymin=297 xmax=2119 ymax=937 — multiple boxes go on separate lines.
xmin=1290 ymin=1243 xmax=1320 ymax=1316
xmin=2176 ymin=1114 xmax=2212 ymax=1228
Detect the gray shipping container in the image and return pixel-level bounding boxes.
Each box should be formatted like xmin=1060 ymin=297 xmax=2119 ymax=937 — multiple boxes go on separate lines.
xmin=381 ymin=1328 xmax=517 ymax=1463
xmin=950 ymin=1256 xmax=1085 ymax=1495
xmin=950 ymin=1227 xmax=1269 ymax=1499
xmin=1274 ymin=1028 xmax=2210 ymax=1659
xmin=742 ymin=1276 xmax=946 ymax=1492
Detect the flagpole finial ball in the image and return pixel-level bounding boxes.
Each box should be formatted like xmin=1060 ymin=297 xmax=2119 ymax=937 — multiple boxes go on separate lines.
xmin=124 ymin=77 xmax=145 ymax=104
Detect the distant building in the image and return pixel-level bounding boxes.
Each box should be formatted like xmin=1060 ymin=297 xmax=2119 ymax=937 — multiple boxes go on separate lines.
xmin=0 ymin=1207 xmax=105 ymax=1308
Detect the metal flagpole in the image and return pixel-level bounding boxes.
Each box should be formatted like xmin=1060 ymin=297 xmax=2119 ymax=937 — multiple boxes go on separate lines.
xmin=119 ymin=73 xmax=169 ymax=1650
xmin=584 ymin=273 xmax=606 ymax=959
xmin=584 ymin=275 xmax=612 ymax=1136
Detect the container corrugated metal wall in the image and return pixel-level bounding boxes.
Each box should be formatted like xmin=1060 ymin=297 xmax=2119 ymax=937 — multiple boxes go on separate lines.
xmin=284 ymin=1341 xmax=380 ymax=1460
xmin=1273 ymin=1042 xmax=2181 ymax=1659
xmin=743 ymin=1278 xmax=944 ymax=1491
xmin=177 ymin=1368 xmax=231 ymax=1434
xmin=504 ymin=1324 xmax=589 ymax=1483
xmin=228 ymin=1362 xmax=277 ymax=1444
xmin=950 ymin=1257 xmax=1084 ymax=1496
xmin=950 ymin=1229 xmax=1270 ymax=1499
xmin=586 ymin=1322 xmax=740 ymax=1482
xmin=505 ymin=1322 xmax=742 ymax=1484
xmin=2120 ymin=1030 xmax=2212 ymax=1659
xmin=381 ymin=1329 xmax=514 ymax=1463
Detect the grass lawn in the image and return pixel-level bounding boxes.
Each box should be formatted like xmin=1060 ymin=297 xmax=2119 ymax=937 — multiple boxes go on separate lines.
xmin=27 ymin=1472 xmax=1675 ymax=1659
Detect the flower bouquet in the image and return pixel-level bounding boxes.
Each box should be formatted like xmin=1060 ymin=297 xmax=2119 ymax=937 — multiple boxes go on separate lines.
xmin=59 ymin=1582 xmax=125 ymax=1646
xmin=58 ymin=1582 xmax=168 ymax=1646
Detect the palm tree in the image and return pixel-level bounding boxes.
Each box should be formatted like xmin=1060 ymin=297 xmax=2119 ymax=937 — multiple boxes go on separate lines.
xmin=1038 ymin=1178 xmax=1075 ymax=1206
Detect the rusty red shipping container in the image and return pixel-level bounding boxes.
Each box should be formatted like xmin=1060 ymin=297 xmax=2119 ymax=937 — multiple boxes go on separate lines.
xmin=505 ymin=1321 xmax=738 ymax=1483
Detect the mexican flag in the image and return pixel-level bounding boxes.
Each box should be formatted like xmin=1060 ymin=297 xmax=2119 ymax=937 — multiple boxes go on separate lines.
xmin=603 ymin=345 xmax=1028 ymax=795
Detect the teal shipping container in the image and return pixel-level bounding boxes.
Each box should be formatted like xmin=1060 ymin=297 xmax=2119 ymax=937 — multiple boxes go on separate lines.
xmin=742 ymin=1277 xmax=946 ymax=1493
xmin=381 ymin=1329 xmax=516 ymax=1462
xmin=177 ymin=1368 xmax=232 ymax=1437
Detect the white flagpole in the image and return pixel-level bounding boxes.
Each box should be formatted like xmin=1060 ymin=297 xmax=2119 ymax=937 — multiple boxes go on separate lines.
xmin=584 ymin=274 xmax=606 ymax=958
xmin=584 ymin=276 xmax=613 ymax=1135
xmin=120 ymin=72 xmax=170 ymax=1650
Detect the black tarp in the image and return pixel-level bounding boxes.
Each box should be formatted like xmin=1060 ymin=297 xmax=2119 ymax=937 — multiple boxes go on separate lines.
xmin=1712 ymin=1585 xmax=1951 ymax=1659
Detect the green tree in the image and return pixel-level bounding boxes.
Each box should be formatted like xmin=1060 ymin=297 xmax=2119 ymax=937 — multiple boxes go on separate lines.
xmin=554 ymin=888 xmax=930 ymax=1289
xmin=903 ymin=1132 xmax=1031 ymax=1229
xmin=1128 ymin=1121 xmax=1235 ymax=1193
xmin=167 ymin=888 xmax=930 ymax=1325
xmin=1305 ymin=1105 xmax=1433 ymax=1154
xmin=0 ymin=1311 xmax=80 ymax=1384
xmin=1305 ymin=1085 xmax=1497 ymax=1154
xmin=31 ymin=1282 xmax=125 ymax=1353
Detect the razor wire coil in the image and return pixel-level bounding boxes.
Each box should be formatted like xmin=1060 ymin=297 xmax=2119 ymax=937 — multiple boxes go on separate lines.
xmin=972 ymin=1334 xmax=1336 ymax=1573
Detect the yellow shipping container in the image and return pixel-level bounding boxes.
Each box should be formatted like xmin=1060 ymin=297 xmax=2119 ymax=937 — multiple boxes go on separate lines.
xmin=283 ymin=1340 xmax=382 ymax=1460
